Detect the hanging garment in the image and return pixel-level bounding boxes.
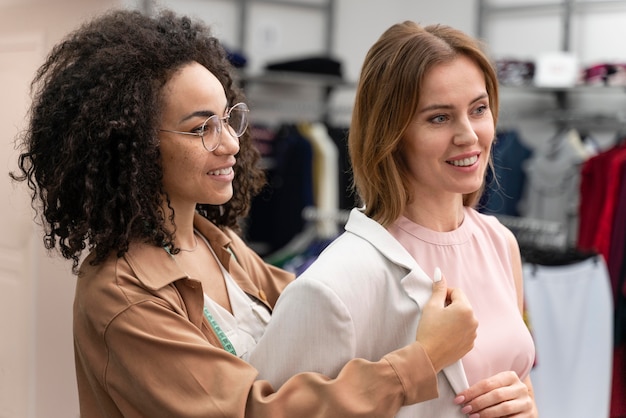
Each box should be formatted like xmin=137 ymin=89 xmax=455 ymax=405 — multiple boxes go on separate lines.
xmin=608 ymin=150 xmax=626 ymax=418
xmin=519 ymin=129 xmax=590 ymax=247
xmin=480 ymin=129 xmax=533 ymax=216
xmin=246 ymin=124 xmax=314 ymax=257
xmin=326 ymin=125 xmax=356 ymax=210
xmin=523 ymin=255 xmax=613 ymax=418
xmin=576 ymin=141 xmax=626 ymax=418
xmin=578 ymin=143 xmax=626 ymax=262
xmin=298 ymin=122 xmax=339 ymax=239
xmin=609 ymin=161 xmax=626 ymax=303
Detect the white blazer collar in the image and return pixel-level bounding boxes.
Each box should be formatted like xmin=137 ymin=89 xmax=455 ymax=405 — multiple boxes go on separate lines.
xmin=344 ymin=208 xmax=469 ymax=393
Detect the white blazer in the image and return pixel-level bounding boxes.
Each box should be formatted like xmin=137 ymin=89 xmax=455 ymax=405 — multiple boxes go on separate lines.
xmin=250 ymin=208 xmax=469 ymax=417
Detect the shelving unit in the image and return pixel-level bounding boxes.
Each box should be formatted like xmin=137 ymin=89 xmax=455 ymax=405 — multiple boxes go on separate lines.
xmin=237 ymin=69 xmax=354 ymax=124
xmin=230 ymin=0 xmax=353 ymax=125
xmin=478 ymin=0 xmax=626 ymax=129
xmin=477 ymin=0 xmax=626 ymax=52
xmin=500 ymin=84 xmax=626 ymax=110
xmin=477 ymin=0 xmax=573 ymax=51
xmin=234 ymin=0 xmax=335 ymax=55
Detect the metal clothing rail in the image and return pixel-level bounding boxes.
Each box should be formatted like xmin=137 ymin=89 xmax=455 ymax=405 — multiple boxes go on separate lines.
xmin=497 ymin=108 xmax=626 ymax=131
xmin=496 ymin=214 xmax=569 ymax=250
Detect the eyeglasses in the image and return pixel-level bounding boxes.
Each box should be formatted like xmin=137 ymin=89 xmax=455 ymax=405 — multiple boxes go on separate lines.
xmin=160 ymin=102 xmax=249 ymax=152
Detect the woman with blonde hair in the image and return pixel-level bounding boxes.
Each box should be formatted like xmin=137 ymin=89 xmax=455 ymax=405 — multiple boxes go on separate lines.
xmin=251 ymin=21 xmax=538 ymax=417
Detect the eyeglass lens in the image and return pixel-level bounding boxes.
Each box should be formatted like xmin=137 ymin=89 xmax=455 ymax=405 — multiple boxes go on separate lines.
xmin=201 ymin=103 xmax=248 ymax=151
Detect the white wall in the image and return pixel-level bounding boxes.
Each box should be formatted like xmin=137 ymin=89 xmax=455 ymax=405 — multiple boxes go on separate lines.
xmin=143 ymin=0 xmax=479 ymax=125
xmin=0 ymin=2 xmax=124 ymax=417
xmin=145 ymin=0 xmax=478 ymax=79
xmin=0 ymin=32 xmax=44 ymax=418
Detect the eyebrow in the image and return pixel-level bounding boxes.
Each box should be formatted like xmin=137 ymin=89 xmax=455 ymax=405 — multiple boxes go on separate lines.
xmin=418 ymin=92 xmax=489 ymax=114
xmin=179 ymin=103 xmax=229 ymax=124
xmin=179 ymin=110 xmax=216 ymax=124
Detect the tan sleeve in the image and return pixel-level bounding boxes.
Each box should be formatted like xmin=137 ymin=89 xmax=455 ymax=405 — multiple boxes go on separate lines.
xmin=97 ymin=299 xmax=436 ymax=418
xmin=246 ymin=342 xmax=439 ymax=417
xmin=383 ymin=341 xmax=439 ymax=404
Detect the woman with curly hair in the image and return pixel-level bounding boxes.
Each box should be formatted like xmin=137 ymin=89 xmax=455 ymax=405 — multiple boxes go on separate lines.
xmin=11 ymin=8 xmax=478 ymax=417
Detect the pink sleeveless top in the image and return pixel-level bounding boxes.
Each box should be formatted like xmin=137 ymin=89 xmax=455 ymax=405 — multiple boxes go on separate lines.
xmin=388 ymin=207 xmax=535 ymax=385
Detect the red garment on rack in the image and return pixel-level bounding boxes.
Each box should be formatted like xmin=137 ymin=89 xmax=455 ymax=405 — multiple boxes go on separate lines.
xmin=611 ymin=346 xmax=626 ymax=417
xmin=577 ymin=142 xmax=626 ymax=418
xmin=609 ymin=164 xmax=626 ymax=301
xmin=577 ymin=143 xmax=626 ymax=261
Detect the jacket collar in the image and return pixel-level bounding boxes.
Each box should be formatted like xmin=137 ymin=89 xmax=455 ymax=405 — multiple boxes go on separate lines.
xmin=123 ymin=214 xmax=236 ymax=291
xmin=345 ymin=208 xmax=469 ymax=393
xmin=344 ymin=208 xmax=424 ymax=273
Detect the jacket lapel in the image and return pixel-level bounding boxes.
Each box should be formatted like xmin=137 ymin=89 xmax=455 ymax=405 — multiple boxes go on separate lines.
xmin=345 ymin=208 xmax=470 ymax=394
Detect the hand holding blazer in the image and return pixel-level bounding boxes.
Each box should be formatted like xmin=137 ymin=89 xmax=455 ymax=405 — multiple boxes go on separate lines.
xmin=250 ymin=208 xmax=470 ymax=417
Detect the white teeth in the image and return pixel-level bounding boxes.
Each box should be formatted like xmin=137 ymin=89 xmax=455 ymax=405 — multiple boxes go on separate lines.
xmin=448 ymin=155 xmax=478 ymax=167
xmin=208 ymin=167 xmax=232 ymax=175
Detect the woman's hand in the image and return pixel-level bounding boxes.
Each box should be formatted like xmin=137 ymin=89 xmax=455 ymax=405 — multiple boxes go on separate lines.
xmin=416 ymin=272 xmax=478 ymax=373
xmin=454 ymin=371 xmax=538 ymax=417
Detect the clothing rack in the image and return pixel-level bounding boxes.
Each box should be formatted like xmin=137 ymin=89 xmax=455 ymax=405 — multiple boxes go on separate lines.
xmin=238 ymin=71 xmax=355 ymax=127
xmin=497 ymin=87 xmax=626 ymax=132
xmin=245 ymin=121 xmax=352 ymax=259
xmin=496 ymin=214 xmax=568 ymax=250
xmin=262 ymin=207 xmax=349 ymax=271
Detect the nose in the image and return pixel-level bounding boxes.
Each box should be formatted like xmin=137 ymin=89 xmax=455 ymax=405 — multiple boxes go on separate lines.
xmin=213 ymin=126 xmax=241 ymax=154
xmin=453 ymin=116 xmax=479 ymax=146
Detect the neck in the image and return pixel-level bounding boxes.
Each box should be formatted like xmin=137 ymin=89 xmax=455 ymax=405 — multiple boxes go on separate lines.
xmin=403 ymin=200 xmax=465 ymax=232
xmin=178 ymin=230 xmax=199 ymax=252
xmin=161 ymin=201 xmax=198 ymax=250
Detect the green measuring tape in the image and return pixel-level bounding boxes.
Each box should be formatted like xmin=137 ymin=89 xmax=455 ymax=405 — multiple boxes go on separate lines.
xmin=203 ymin=306 xmax=237 ymax=356
xmin=163 ymin=244 xmax=238 ymax=356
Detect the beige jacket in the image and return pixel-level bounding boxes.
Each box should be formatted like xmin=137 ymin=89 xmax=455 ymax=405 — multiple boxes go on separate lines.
xmin=73 ymin=213 xmax=438 ymax=418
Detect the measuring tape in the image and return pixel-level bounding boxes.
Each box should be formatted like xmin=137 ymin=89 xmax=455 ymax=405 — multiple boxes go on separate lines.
xmin=164 ymin=244 xmax=238 ymax=356
xmin=203 ymin=306 xmax=237 ymax=356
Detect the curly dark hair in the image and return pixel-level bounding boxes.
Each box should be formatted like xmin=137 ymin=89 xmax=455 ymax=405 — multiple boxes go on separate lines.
xmin=10 ymin=8 xmax=265 ymax=272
